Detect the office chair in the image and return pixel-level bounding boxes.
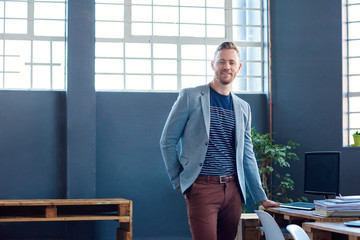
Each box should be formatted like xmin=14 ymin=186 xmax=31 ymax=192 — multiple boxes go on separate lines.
xmin=286 ymin=224 xmax=310 ymax=240
xmin=254 ymin=210 xmax=285 ymax=240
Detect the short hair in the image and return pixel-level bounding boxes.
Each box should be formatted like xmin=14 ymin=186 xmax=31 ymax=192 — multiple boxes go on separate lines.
xmin=213 ymin=41 xmax=240 ymax=61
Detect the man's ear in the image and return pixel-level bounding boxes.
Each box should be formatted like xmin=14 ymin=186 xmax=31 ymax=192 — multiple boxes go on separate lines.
xmin=211 ymin=60 xmax=214 ymax=69
xmin=238 ymin=63 xmax=242 ymax=72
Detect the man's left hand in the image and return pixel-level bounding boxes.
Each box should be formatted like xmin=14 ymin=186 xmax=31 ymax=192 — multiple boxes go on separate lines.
xmin=260 ymin=199 xmax=280 ymax=208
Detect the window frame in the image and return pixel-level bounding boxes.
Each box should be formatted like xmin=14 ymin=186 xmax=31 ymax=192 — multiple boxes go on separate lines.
xmin=0 ymin=0 xmax=67 ymax=91
xmin=95 ymin=0 xmax=267 ymax=93
xmin=343 ymin=0 xmax=360 ymax=146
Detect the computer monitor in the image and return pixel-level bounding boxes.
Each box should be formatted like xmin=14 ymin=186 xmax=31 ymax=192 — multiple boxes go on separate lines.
xmin=304 ymin=151 xmax=341 ymax=197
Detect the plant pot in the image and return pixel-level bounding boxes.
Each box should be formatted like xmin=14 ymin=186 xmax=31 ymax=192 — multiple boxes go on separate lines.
xmin=354 ymin=135 xmax=360 ymax=146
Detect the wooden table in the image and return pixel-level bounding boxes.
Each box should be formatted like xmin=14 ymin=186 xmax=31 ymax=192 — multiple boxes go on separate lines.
xmin=263 ymin=207 xmax=360 ymax=227
xmin=0 ymin=198 xmax=132 ymax=240
xmin=303 ymin=222 xmax=360 ymax=240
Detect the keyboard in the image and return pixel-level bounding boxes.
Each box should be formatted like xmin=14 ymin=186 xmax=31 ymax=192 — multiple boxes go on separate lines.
xmin=280 ymin=202 xmax=315 ymax=211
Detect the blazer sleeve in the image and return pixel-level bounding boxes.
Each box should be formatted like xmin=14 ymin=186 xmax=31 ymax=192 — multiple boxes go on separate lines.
xmin=243 ymin=104 xmax=268 ymax=204
xmin=159 ymin=89 xmax=190 ymax=189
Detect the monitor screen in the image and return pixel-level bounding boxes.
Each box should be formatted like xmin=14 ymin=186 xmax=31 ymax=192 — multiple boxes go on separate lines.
xmin=304 ymin=151 xmax=340 ymax=196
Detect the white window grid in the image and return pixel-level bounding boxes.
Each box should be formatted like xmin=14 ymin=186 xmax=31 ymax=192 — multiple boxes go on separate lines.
xmin=95 ymin=0 xmax=265 ymax=93
xmin=0 ymin=0 xmax=67 ymax=90
xmin=343 ymin=0 xmax=360 ymax=146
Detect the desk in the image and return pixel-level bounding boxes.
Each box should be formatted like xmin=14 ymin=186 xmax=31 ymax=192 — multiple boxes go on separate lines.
xmin=263 ymin=207 xmax=360 ymax=227
xmin=303 ymin=222 xmax=360 ymax=240
xmin=0 ymin=199 xmax=132 ymax=240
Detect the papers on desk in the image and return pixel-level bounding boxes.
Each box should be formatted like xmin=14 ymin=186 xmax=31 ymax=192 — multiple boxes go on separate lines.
xmin=314 ymin=196 xmax=360 ymax=217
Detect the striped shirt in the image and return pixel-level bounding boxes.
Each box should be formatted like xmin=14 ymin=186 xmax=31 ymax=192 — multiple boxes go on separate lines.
xmin=200 ymin=87 xmax=236 ymax=176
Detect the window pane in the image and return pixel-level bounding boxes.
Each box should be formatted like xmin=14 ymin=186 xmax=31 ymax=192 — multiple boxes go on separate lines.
xmin=349 ymin=97 xmax=360 ymax=112
xmin=182 ymin=76 xmax=206 ymax=88
xmin=180 ymin=24 xmax=205 ymax=37
xmin=182 ymin=60 xmax=206 ymax=75
xmin=96 ymin=59 xmax=123 ymax=73
xmin=180 ymin=7 xmax=205 ymax=24
xmin=154 ymin=75 xmax=177 ymax=90
xmin=207 ymin=9 xmax=224 ymax=24
xmin=125 ymin=75 xmax=151 ymax=90
xmin=96 ymin=42 xmax=123 ymax=57
xmin=207 ymin=0 xmax=224 ymax=7
xmin=182 ymin=45 xmax=205 ymax=59
xmin=349 ymin=23 xmax=360 ymax=39
xmin=34 ymin=20 xmax=65 ymax=37
xmin=153 ymin=44 xmax=177 ymax=58
xmin=180 ymin=0 xmax=205 ymax=7
xmin=5 ymin=20 xmax=27 ymax=34
xmin=96 ymin=4 xmax=123 ymax=21
xmin=0 ymin=2 xmax=4 ymax=18
xmin=248 ymin=77 xmax=262 ymax=92
xmin=4 ymin=71 xmax=30 ymax=89
xmin=246 ymin=47 xmax=262 ymax=61
xmin=132 ymin=23 xmax=152 ymax=35
xmin=153 ymin=23 xmax=178 ymax=36
xmin=349 ymin=58 xmax=360 ymax=75
xmin=33 ymin=66 xmax=51 ymax=89
xmin=52 ymin=65 xmax=65 ymax=90
xmin=125 ymin=43 xmax=151 ymax=58
xmin=132 ymin=6 xmax=152 ymax=21
xmin=348 ymin=5 xmax=360 ymax=22
xmin=207 ymin=45 xmax=218 ymax=60
xmin=6 ymin=1 xmax=27 ymax=18
xmin=207 ymin=25 xmax=225 ymax=38
xmin=349 ymin=76 xmax=360 ymax=92
xmin=153 ymin=6 xmax=178 ymax=22
xmin=126 ymin=59 xmax=151 ymax=73
xmin=233 ymin=0 xmax=261 ymax=8
xmin=33 ymin=41 xmax=50 ymax=62
xmin=246 ymin=62 xmax=262 ymax=76
xmin=153 ymin=0 xmax=178 ymax=6
xmin=154 ymin=60 xmax=177 ymax=74
xmin=350 ymin=113 xmax=360 ymax=129
xmin=233 ymin=10 xmax=261 ymax=25
xmin=96 ymin=74 xmax=124 ymax=90
xmin=232 ymin=77 xmax=246 ymax=92
xmin=349 ymin=40 xmax=360 ymax=57
xmin=34 ymin=2 xmax=65 ymax=19
xmin=96 ymin=22 xmax=124 ymax=38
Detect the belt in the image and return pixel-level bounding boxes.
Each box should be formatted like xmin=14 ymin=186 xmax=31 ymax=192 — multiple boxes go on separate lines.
xmin=196 ymin=174 xmax=237 ymax=184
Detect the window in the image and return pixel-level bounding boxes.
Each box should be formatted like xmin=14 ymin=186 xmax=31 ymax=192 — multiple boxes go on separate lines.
xmin=343 ymin=0 xmax=360 ymax=146
xmin=95 ymin=0 xmax=265 ymax=92
xmin=0 ymin=0 xmax=67 ymax=90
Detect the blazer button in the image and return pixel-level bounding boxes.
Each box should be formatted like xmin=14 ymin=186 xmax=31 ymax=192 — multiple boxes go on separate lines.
xmin=205 ymin=142 xmax=209 ymax=146
xmin=199 ymin=163 xmax=203 ymax=166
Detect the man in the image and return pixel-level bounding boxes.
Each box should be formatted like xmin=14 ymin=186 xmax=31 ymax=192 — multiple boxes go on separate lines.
xmin=160 ymin=41 xmax=280 ymax=240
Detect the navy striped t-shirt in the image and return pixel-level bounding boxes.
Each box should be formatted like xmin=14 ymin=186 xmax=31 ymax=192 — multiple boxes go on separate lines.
xmin=200 ymin=87 xmax=236 ymax=176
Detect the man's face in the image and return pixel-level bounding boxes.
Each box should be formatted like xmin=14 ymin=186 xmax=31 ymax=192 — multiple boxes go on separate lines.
xmin=211 ymin=49 xmax=241 ymax=86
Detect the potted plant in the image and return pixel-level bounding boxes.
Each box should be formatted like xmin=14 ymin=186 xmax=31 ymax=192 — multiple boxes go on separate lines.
xmin=353 ymin=131 xmax=360 ymax=146
xmin=251 ymin=128 xmax=305 ymax=203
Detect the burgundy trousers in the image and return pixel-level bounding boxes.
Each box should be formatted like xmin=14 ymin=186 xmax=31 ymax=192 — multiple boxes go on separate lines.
xmin=184 ymin=175 xmax=243 ymax=240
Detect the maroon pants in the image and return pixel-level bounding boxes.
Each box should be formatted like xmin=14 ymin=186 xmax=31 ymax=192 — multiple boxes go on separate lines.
xmin=184 ymin=175 xmax=243 ymax=240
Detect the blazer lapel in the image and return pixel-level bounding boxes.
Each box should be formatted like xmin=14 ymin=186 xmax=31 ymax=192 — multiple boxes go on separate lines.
xmin=231 ymin=92 xmax=243 ymax=148
xmin=200 ymin=85 xmax=210 ymax=137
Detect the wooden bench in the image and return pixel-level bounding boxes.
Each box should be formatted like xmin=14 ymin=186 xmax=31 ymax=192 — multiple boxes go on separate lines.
xmin=0 ymin=198 xmax=132 ymax=240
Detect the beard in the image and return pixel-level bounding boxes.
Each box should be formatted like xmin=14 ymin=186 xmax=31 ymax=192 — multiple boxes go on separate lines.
xmin=216 ymin=71 xmax=235 ymax=85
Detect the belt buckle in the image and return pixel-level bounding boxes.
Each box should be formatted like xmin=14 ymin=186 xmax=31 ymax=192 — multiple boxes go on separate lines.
xmin=219 ymin=175 xmax=228 ymax=183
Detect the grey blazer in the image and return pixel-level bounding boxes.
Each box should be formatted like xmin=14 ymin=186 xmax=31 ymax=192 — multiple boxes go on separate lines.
xmin=160 ymin=84 xmax=267 ymax=204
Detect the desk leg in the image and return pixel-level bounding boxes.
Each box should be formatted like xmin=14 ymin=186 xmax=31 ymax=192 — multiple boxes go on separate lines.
xmin=117 ymin=223 xmax=132 ymax=240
